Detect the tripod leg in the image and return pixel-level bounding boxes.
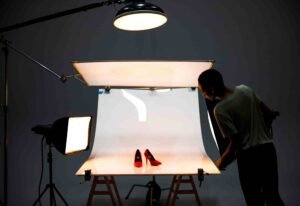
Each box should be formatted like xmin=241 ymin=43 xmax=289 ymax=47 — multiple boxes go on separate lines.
xmin=53 ymin=185 xmax=69 ymax=206
xmin=125 ymin=184 xmax=148 ymax=199
xmin=150 ymin=186 xmax=153 ymax=206
xmin=125 ymin=184 xmax=137 ymax=199
xmin=32 ymin=185 xmax=50 ymax=206
xmin=50 ymin=185 xmax=56 ymax=206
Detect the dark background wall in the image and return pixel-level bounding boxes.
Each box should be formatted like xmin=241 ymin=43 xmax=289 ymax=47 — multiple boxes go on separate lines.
xmin=0 ymin=0 xmax=299 ymax=205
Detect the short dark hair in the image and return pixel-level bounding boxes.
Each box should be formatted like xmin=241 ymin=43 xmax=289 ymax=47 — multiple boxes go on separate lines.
xmin=198 ymin=69 xmax=225 ymax=96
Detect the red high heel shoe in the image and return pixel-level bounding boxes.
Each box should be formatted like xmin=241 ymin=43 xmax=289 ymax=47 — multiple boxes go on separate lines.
xmin=144 ymin=149 xmax=161 ymax=166
xmin=134 ymin=149 xmax=143 ymax=167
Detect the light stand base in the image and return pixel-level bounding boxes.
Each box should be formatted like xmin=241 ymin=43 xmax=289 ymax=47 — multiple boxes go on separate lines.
xmin=125 ymin=176 xmax=169 ymax=206
xmin=32 ymin=183 xmax=69 ymax=206
xmin=32 ymin=143 xmax=69 ymax=206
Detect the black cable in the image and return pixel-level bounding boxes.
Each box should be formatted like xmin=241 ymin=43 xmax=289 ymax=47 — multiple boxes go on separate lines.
xmin=38 ymin=136 xmax=45 ymax=206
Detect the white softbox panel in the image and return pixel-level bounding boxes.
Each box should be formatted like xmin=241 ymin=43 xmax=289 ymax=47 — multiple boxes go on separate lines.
xmin=72 ymin=60 xmax=214 ymax=88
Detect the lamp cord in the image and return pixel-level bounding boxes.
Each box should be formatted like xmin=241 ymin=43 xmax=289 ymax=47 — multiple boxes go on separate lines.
xmin=38 ymin=136 xmax=45 ymax=206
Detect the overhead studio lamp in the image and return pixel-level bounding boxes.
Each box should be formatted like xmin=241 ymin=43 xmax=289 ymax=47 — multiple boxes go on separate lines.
xmin=31 ymin=116 xmax=92 ymax=206
xmin=113 ymin=1 xmax=167 ymax=31
xmin=0 ymin=0 xmax=167 ymax=33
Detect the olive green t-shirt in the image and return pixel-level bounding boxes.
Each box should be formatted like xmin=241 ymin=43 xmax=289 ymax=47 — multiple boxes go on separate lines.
xmin=214 ymin=85 xmax=272 ymax=150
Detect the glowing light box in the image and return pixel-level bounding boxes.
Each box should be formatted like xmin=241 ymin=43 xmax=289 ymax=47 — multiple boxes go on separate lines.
xmin=76 ymin=88 xmax=220 ymax=175
xmin=72 ymin=60 xmax=214 ymax=87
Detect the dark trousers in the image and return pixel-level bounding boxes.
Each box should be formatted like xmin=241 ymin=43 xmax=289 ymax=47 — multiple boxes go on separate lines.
xmin=237 ymin=143 xmax=284 ymax=206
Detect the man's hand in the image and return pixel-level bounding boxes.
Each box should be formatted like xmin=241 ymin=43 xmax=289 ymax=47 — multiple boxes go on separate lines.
xmin=215 ymin=159 xmax=226 ymax=171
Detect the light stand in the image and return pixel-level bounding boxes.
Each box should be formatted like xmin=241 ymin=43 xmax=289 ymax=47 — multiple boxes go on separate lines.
xmin=0 ymin=0 xmax=166 ymax=205
xmin=0 ymin=37 xmax=79 ymax=206
xmin=32 ymin=137 xmax=69 ymax=206
xmin=125 ymin=176 xmax=169 ymax=206
xmin=0 ymin=38 xmax=9 ymax=206
xmin=30 ymin=116 xmax=92 ymax=205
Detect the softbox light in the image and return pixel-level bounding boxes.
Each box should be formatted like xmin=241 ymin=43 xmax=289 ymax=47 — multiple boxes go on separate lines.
xmin=33 ymin=116 xmax=92 ymax=155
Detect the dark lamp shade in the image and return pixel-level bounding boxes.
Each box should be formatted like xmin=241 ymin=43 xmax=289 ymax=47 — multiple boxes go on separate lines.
xmin=113 ymin=2 xmax=167 ymax=31
xmin=51 ymin=116 xmax=92 ymax=155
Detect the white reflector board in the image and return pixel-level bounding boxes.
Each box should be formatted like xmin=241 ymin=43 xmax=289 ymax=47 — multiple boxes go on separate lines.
xmin=76 ymin=89 xmax=219 ymax=175
xmin=72 ymin=61 xmax=214 ymax=87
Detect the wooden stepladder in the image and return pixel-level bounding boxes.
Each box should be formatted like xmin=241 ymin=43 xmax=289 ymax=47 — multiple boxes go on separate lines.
xmin=87 ymin=176 xmax=122 ymax=206
xmin=166 ymin=175 xmax=201 ymax=206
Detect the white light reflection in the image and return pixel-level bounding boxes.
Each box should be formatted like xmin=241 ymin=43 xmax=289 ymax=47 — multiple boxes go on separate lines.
xmin=207 ymin=111 xmax=219 ymax=151
xmin=121 ymin=90 xmax=147 ymax=122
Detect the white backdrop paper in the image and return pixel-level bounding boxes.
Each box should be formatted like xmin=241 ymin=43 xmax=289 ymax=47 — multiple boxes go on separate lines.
xmin=76 ymin=88 xmax=219 ymax=175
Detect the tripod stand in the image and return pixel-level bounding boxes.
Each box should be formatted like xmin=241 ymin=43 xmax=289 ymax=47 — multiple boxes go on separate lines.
xmin=32 ymin=142 xmax=69 ymax=206
xmin=0 ymin=37 xmax=84 ymax=206
xmin=125 ymin=176 xmax=169 ymax=206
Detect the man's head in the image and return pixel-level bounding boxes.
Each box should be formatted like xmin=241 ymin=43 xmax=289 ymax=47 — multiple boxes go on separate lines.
xmin=198 ymin=69 xmax=225 ymax=101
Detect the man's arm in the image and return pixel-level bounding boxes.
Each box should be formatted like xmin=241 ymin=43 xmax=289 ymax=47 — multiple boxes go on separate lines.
xmin=213 ymin=108 xmax=241 ymax=170
xmin=215 ymin=134 xmax=241 ymax=170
